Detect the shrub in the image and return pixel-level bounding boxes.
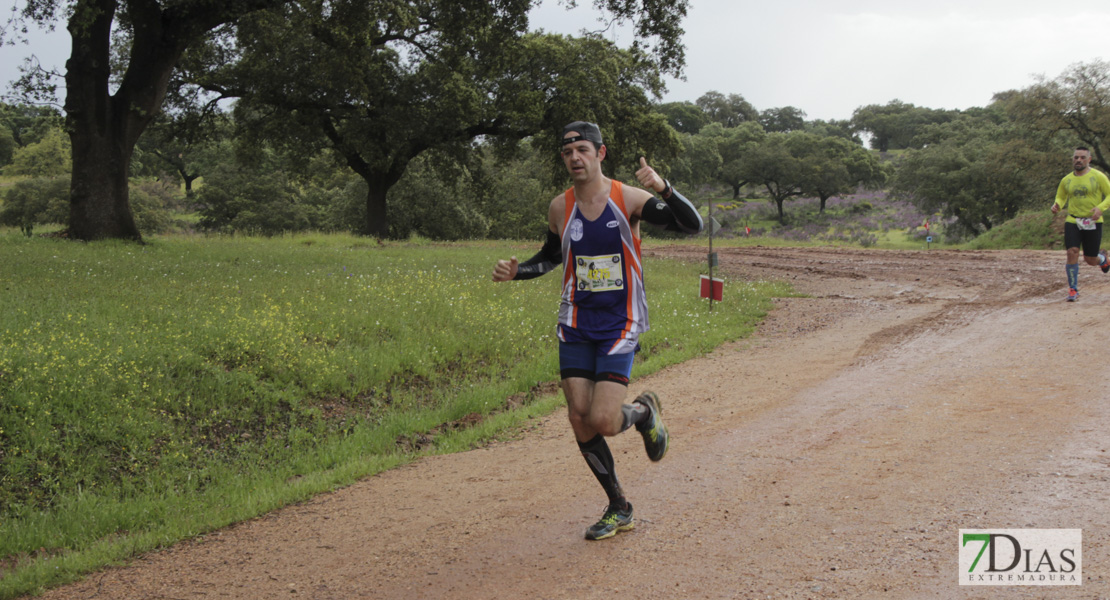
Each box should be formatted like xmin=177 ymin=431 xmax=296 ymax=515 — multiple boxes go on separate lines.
xmin=129 ymin=178 xmax=180 ymax=234
xmin=0 ymin=126 xmax=15 ymax=168
xmin=855 ymin=232 xmax=878 ymax=247
xmin=318 ymin=177 xmax=368 ymax=234
xmin=0 ymin=176 xmax=69 ymax=234
xmin=387 ymin=157 xmax=490 ymax=240
xmin=196 ymin=164 xmax=318 ymax=235
xmin=3 ymin=128 xmax=70 ymax=177
xmin=847 ymin=201 xmax=873 ymax=214
xmin=0 ymin=177 xmax=187 ymax=236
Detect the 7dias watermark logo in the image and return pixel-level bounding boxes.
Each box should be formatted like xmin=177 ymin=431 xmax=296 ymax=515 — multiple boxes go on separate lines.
xmin=959 ymin=529 xmax=1081 ymax=586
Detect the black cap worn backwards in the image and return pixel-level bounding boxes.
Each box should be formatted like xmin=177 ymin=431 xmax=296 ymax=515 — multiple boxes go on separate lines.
xmin=562 ymin=121 xmax=603 ymax=146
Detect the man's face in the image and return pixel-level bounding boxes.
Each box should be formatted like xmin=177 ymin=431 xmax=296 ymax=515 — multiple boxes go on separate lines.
xmin=1074 ymin=150 xmax=1091 ymax=173
xmin=561 ymin=133 xmax=605 ymax=182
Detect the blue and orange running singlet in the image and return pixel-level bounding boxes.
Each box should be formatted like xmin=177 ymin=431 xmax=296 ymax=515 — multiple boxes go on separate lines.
xmin=557 ymin=181 xmax=647 ymax=355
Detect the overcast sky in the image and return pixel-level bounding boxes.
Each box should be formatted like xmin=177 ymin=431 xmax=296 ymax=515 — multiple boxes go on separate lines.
xmin=3 ymin=0 xmax=1107 ymax=122
xmin=532 ymin=0 xmax=1110 ymax=121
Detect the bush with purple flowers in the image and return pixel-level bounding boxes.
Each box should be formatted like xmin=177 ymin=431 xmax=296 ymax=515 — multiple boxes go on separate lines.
xmin=707 ymin=186 xmax=940 ymax=247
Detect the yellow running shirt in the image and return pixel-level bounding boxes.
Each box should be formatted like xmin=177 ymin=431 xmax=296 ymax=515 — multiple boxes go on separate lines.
xmin=1055 ymin=168 xmax=1110 ymax=223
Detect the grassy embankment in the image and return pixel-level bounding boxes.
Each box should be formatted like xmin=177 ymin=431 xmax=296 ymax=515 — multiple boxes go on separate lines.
xmin=963 ymin=209 xmax=1063 ymax=250
xmin=0 ymin=232 xmax=793 ymax=598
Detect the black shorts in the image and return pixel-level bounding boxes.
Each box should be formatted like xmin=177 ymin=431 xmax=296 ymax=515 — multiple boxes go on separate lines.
xmin=1064 ymin=222 xmax=1103 ymax=257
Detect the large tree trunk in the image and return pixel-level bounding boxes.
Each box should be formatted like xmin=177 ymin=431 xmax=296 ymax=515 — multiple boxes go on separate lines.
xmin=65 ymin=0 xmax=184 ymax=241
xmin=359 ymin=168 xmax=406 ymax=237
xmin=64 ymin=0 xmax=141 ymax=241
xmin=183 ymin=172 xmax=200 ymax=198
xmin=365 ymin=183 xmax=390 ymax=238
xmin=321 ymin=117 xmax=406 ymax=238
xmin=68 ymin=124 xmax=143 ymax=240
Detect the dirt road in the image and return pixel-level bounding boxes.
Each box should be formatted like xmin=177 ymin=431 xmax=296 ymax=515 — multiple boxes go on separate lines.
xmin=36 ymin=246 xmax=1110 ymax=599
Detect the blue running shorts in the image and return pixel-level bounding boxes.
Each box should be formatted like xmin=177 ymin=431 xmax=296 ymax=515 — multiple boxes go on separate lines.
xmin=559 ymin=341 xmax=635 ymax=386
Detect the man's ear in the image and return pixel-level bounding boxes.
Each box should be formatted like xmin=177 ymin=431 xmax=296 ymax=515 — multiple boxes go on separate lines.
xmin=598 ymin=144 xmax=607 ymax=161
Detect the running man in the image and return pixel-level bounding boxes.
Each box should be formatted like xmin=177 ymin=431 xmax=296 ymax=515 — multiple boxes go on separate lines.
xmin=491 ymin=121 xmax=703 ymax=540
xmin=1052 ymin=146 xmax=1110 ymax=301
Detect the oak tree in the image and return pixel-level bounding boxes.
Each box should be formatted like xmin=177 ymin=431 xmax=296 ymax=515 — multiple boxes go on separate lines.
xmin=200 ymin=0 xmax=687 ymax=236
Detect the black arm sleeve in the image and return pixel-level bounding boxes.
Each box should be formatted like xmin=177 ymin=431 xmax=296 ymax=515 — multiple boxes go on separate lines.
xmin=640 ymin=182 xmax=704 ymax=234
xmin=514 ymin=229 xmax=562 ymax=280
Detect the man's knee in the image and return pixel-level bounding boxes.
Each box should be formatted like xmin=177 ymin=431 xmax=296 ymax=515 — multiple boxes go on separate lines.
xmin=567 ymin=408 xmax=588 ymax=428
xmin=587 ymin=412 xmax=621 ymax=436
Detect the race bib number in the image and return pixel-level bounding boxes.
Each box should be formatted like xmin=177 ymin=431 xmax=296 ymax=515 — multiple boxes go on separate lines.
xmin=1078 ymin=217 xmax=1097 ymax=230
xmin=576 ymin=254 xmax=624 ymax=292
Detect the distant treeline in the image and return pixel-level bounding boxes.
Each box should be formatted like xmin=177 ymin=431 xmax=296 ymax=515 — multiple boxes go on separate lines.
xmin=2 ymin=49 xmax=1105 ymax=240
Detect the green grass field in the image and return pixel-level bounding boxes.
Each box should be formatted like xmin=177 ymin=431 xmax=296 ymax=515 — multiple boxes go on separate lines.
xmin=0 ymin=232 xmax=792 ymax=598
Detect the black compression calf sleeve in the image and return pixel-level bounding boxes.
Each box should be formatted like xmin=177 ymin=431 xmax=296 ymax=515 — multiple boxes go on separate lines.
xmin=578 ymin=434 xmax=625 ymax=506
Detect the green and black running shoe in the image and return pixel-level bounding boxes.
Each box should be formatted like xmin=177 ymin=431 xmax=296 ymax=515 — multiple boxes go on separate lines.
xmin=584 ymin=502 xmax=634 ymax=540
xmin=634 ymin=391 xmax=669 ymax=462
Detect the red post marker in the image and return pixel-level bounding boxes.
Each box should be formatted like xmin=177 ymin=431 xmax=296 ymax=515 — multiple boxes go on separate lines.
xmin=745 ymin=226 xmax=751 ymax=236
xmin=700 ymin=275 xmax=723 ymax=301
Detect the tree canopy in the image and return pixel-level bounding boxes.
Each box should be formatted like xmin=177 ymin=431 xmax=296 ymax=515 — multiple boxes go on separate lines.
xmin=737 ymin=132 xmax=805 ymax=224
xmin=657 ymin=100 xmax=710 ymax=134
xmin=696 ymin=91 xmax=758 ymax=128
xmin=759 ymin=106 xmax=806 ymax=133
xmin=1004 ymin=60 xmax=1110 ymax=172
xmin=6 ymin=3 xmax=1107 ymax=244
xmin=4 ymin=0 xmax=689 ymax=240
xmin=196 ymin=0 xmax=685 ymax=237
xmin=792 ymin=132 xmax=885 ymax=212
xmin=892 ymin=111 xmax=1061 ymax=236
xmin=850 ymin=100 xmax=956 ymax=152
